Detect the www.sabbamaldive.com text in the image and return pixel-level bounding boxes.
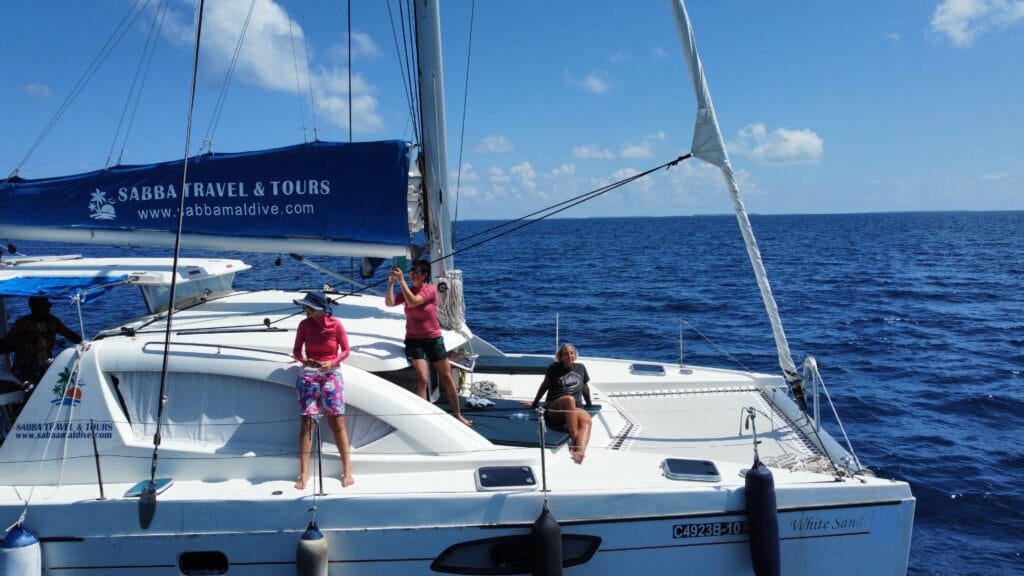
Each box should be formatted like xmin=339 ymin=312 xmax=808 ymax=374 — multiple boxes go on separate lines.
xmin=136 ymin=202 xmax=316 ymax=219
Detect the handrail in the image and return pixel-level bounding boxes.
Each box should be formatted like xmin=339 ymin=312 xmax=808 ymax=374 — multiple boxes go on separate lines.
xmin=140 ymin=341 xmax=294 ymax=361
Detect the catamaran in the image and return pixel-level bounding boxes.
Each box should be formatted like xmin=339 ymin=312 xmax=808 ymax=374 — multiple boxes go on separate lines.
xmin=0 ymin=1 xmax=914 ymax=574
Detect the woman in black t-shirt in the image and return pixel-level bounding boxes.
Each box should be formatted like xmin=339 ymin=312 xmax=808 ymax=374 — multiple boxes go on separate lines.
xmin=528 ymin=343 xmax=593 ymax=463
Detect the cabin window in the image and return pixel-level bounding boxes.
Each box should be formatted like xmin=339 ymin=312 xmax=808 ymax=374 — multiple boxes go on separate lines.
xmin=110 ymin=372 xmax=393 ymax=449
xmin=141 ymin=273 xmax=236 ymax=313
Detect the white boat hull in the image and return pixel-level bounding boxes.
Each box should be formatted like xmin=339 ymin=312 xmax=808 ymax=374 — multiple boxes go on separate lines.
xmin=19 ymin=494 xmax=912 ymax=575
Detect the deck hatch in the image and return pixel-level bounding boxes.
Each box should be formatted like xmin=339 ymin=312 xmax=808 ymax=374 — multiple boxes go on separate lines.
xmin=475 ymin=466 xmax=536 ymax=491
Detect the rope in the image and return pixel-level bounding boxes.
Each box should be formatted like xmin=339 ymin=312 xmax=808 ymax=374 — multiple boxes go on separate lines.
xmin=436 ymin=270 xmax=465 ymax=330
xmin=469 ymin=380 xmax=498 ymax=398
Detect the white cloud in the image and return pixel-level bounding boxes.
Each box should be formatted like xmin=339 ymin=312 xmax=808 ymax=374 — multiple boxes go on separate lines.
xmin=488 ymin=166 xmax=511 ymax=189
xmin=451 ymin=163 xmax=480 ymax=184
xmin=573 ymin=144 xmax=614 ymax=159
xmin=564 ymin=71 xmax=611 ymax=94
xmin=454 ymin=154 xmax=751 ymax=218
xmin=931 ymin=0 xmax=1024 ymax=47
xmin=477 ymin=135 xmax=514 ymax=154
xmin=450 ymin=163 xmax=481 ymax=199
xmin=651 ymin=47 xmax=667 ymax=59
xmin=22 ymin=83 xmax=51 ymax=99
xmin=547 ymin=164 xmax=576 ymax=179
xmin=981 ymin=171 xmax=1010 ymax=181
xmin=510 ymin=162 xmax=537 ymax=192
xmin=619 ymin=132 xmax=667 ymax=160
xmin=326 ymin=31 xmax=381 ymax=62
xmin=886 ymin=31 xmax=902 ymax=42
xmin=620 ymin=143 xmax=653 ymax=159
xmin=583 ymin=73 xmax=610 ymax=94
xmin=314 ymin=70 xmax=383 ymax=133
xmin=163 ymin=0 xmax=383 ymax=134
xmin=731 ymin=123 xmax=824 ymax=165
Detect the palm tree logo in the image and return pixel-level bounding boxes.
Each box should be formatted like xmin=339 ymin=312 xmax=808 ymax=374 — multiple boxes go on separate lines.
xmin=89 ymin=189 xmax=117 ymax=220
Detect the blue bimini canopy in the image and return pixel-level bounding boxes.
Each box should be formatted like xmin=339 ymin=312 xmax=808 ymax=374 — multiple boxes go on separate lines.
xmin=0 ymin=274 xmax=130 ymax=299
xmin=0 ymin=141 xmax=412 ymax=258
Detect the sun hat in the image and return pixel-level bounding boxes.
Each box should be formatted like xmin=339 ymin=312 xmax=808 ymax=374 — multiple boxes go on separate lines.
xmin=293 ymin=290 xmax=330 ymax=312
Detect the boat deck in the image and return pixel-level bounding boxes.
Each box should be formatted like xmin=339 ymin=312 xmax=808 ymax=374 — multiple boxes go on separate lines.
xmin=458 ymin=355 xmax=825 ymax=471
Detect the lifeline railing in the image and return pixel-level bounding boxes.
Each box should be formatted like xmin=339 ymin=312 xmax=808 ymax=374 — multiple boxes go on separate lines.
xmin=802 ymin=357 xmax=865 ymax=473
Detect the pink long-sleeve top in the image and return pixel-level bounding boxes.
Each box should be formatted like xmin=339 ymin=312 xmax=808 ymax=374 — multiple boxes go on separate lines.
xmin=292 ymin=316 xmax=350 ymax=368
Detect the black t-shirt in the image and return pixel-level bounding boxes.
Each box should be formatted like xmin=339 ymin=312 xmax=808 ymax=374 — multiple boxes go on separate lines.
xmin=543 ymin=362 xmax=589 ymax=406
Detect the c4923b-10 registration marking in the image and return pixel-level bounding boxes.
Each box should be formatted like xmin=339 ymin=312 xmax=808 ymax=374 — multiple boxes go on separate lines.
xmin=673 ymin=520 xmax=747 ymax=539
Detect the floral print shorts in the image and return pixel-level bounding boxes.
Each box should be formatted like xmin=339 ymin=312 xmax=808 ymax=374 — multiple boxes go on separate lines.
xmin=296 ymin=369 xmax=345 ymax=416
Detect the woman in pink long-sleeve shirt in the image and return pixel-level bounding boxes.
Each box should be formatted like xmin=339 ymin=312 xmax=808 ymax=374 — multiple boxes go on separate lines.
xmin=291 ymin=291 xmax=353 ymax=488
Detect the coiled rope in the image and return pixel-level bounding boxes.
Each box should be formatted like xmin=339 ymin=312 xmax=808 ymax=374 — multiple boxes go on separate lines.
xmin=436 ymin=270 xmax=465 ymax=330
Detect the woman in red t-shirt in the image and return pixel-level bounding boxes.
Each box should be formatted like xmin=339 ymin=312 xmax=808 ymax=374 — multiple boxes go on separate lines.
xmin=385 ymin=259 xmax=471 ymax=426
xmin=291 ymin=291 xmax=354 ymax=488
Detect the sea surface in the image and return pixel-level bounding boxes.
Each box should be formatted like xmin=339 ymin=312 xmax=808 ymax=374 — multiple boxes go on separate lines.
xmin=4 ymin=211 xmax=1023 ymax=575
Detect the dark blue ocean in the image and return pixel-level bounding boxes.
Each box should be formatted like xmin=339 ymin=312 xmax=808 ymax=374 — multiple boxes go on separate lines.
xmin=5 ymin=211 xmax=1023 ymax=575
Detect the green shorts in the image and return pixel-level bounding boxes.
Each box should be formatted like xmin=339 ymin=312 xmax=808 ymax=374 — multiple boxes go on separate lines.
xmin=405 ymin=337 xmax=447 ymax=363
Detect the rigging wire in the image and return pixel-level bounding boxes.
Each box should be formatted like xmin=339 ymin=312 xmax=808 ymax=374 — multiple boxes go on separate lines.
xmin=384 ymin=0 xmax=419 ymax=144
xmin=452 ymin=0 xmax=477 ymax=245
xmin=106 ymin=0 xmax=170 ymax=169
xmin=446 ymin=157 xmax=689 ymax=260
xmin=309 ymin=153 xmax=694 ymax=308
xmin=348 ymin=0 xmax=353 ymax=142
xmin=147 ymin=0 xmax=206 ymax=495
xmin=119 ymin=0 xmax=171 ymax=166
xmin=298 ymin=0 xmax=320 ymax=141
xmin=400 ymin=0 xmax=421 ymax=143
xmin=203 ymin=0 xmax=257 ymax=152
xmin=287 ymin=13 xmax=309 ymax=143
xmin=10 ymin=0 xmax=152 ymax=178
xmin=454 ymin=154 xmax=692 ymax=251
xmin=409 ymin=0 xmax=422 ymax=145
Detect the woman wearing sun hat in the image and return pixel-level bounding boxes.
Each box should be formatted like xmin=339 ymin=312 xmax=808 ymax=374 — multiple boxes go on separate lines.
xmin=291 ymin=290 xmax=354 ymax=488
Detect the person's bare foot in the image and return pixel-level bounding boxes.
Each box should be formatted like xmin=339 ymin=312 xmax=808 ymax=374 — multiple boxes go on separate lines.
xmin=457 ymin=415 xmax=473 ymax=426
xmin=294 ymin=476 xmax=309 ymax=490
xmin=569 ymin=438 xmax=585 ymax=464
xmin=341 ymin=475 xmax=355 ymax=487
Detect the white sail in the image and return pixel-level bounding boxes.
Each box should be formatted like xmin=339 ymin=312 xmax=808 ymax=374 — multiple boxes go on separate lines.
xmin=670 ymin=0 xmax=802 ymax=390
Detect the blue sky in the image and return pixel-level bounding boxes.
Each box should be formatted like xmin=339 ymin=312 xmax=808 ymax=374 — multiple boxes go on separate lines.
xmin=3 ymin=0 xmax=1023 ymax=219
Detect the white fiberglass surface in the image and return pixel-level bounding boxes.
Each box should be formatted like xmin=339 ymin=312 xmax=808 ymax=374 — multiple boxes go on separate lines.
xmin=609 ymin=388 xmax=816 ymax=465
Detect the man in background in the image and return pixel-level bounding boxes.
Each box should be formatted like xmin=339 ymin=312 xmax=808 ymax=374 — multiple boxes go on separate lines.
xmin=2 ymin=296 xmax=81 ymax=385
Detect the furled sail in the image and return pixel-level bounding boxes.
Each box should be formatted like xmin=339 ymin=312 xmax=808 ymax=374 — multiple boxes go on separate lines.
xmin=670 ymin=0 xmax=805 ymax=406
xmin=0 ymin=141 xmax=411 ymax=258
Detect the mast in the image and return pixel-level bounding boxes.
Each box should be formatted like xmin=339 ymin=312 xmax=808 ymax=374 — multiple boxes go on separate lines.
xmin=413 ymin=0 xmax=454 ymax=279
xmin=669 ymin=0 xmax=807 ymax=408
